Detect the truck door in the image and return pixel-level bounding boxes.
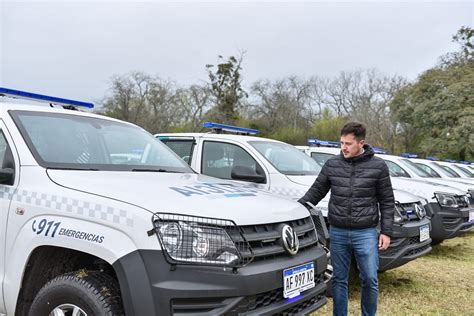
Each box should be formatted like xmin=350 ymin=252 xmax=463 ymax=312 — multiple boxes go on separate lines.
xmin=200 ymin=140 xmax=269 ymax=189
xmin=0 ymin=124 xmax=19 ymax=314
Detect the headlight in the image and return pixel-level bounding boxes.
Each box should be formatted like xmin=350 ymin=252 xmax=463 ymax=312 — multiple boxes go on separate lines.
xmin=434 ymin=192 xmax=459 ymax=208
xmin=464 ymin=194 xmax=471 ymax=207
xmin=159 ymin=222 xmax=182 ymax=253
xmin=153 ymin=213 xmax=248 ymax=267
xmin=394 ymin=204 xmax=405 ymax=223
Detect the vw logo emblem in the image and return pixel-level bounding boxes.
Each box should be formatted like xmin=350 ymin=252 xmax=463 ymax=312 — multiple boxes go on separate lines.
xmin=280 ymin=224 xmax=299 ymax=256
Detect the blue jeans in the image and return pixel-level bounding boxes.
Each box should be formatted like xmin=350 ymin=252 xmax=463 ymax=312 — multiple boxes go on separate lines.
xmin=330 ymin=226 xmax=379 ymax=316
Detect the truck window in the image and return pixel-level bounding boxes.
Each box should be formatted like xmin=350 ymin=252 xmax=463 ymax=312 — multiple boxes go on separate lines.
xmin=384 ymin=160 xmax=410 ymax=178
xmin=0 ymin=131 xmax=15 ymax=185
xmin=201 ymin=141 xmax=262 ymax=180
xmin=310 ymin=152 xmax=334 ymax=167
xmin=0 ymin=132 xmax=8 ymax=168
xmin=159 ymin=139 xmax=195 ymax=165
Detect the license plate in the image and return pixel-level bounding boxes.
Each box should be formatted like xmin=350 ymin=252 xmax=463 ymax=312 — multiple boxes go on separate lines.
xmin=419 ymin=224 xmax=430 ymax=242
xmin=283 ymin=262 xmax=315 ymax=298
xmin=469 ymin=211 xmax=474 ymax=222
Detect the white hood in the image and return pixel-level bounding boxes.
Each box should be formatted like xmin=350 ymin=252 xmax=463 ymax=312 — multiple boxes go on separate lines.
xmin=46 ymin=170 xmax=309 ymax=226
xmin=391 ymin=177 xmax=464 ymax=202
xmin=286 ymin=175 xmax=317 ymax=186
xmin=423 ymin=178 xmax=473 ymax=191
xmin=392 ymin=189 xmax=423 ymax=204
xmin=426 ymin=178 xmax=474 ymax=191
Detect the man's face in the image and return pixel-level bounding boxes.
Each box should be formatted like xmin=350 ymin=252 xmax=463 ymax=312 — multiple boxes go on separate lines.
xmin=340 ymin=133 xmax=365 ymax=159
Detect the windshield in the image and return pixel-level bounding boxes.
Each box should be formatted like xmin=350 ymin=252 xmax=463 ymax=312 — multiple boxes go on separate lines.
xmin=400 ymin=159 xmax=432 ymax=178
xmin=11 ymin=110 xmax=193 ymax=172
xmin=249 ymin=141 xmax=321 ymax=175
xmin=415 ymin=162 xmax=441 ymax=177
xmin=432 ymin=162 xmax=460 ymax=177
xmin=453 ymin=165 xmax=474 ymax=178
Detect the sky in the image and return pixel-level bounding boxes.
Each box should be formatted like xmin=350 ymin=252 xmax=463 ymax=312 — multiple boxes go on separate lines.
xmin=1 ymin=0 xmax=473 ymax=105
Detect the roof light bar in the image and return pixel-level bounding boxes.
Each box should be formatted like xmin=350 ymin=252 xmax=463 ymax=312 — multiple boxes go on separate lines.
xmin=307 ymin=138 xmax=340 ymax=147
xmin=202 ymin=122 xmax=259 ymax=135
xmin=426 ymin=156 xmax=439 ymax=161
xmin=400 ymin=153 xmax=418 ymax=158
xmin=372 ymin=147 xmax=387 ymax=154
xmin=460 ymin=161 xmax=472 ymax=165
xmin=444 ymin=159 xmax=457 ymax=163
xmin=0 ymin=87 xmax=94 ymax=109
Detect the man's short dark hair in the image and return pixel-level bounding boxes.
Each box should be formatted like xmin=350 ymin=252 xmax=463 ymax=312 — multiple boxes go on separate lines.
xmin=341 ymin=122 xmax=366 ymax=141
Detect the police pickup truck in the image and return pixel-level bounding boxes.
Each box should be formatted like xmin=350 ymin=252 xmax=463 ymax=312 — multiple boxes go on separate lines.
xmin=381 ymin=154 xmax=474 ymax=194
xmin=301 ymin=141 xmax=474 ymax=245
xmin=156 ymin=124 xmax=432 ymax=272
xmin=0 ymin=88 xmax=328 ymax=316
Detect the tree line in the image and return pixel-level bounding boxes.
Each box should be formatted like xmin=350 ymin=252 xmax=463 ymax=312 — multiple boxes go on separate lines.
xmin=99 ymin=27 xmax=473 ymax=161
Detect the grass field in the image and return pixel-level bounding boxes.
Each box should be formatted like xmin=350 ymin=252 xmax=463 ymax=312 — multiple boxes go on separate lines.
xmin=315 ymin=230 xmax=474 ymax=315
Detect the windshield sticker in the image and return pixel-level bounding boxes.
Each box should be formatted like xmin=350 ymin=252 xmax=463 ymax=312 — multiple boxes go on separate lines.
xmin=170 ymin=183 xmax=258 ymax=198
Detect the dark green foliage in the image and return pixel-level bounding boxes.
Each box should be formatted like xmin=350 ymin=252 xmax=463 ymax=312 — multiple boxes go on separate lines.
xmin=391 ymin=27 xmax=474 ymax=160
xmin=205 ymin=55 xmax=248 ymax=125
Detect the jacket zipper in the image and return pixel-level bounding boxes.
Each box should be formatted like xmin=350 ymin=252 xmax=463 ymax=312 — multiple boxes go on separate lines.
xmin=349 ymin=160 xmax=355 ymax=226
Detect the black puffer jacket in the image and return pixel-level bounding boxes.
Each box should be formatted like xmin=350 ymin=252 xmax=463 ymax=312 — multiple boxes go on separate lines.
xmin=299 ymin=145 xmax=395 ymax=236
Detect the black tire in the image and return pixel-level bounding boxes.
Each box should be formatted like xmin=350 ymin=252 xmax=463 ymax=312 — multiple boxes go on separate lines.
xmin=325 ymin=278 xmax=333 ymax=297
xmin=431 ymin=239 xmax=443 ymax=246
xmin=29 ymin=270 xmax=124 ymax=316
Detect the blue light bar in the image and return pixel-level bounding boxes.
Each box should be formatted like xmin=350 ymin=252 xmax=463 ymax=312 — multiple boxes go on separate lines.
xmin=307 ymin=138 xmax=340 ymax=147
xmin=444 ymin=159 xmax=457 ymax=163
xmin=372 ymin=147 xmax=387 ymax=154
xmin=460 ymin=161 xmax=472 ymax=165
xmin=0 ymin=87 xmax=94 ymax=108
xmin=202 ymin=122 xmax=259 ymax=135
xmin=400 ymin=153 xmax=418 ymax=158
xmin=426 ymin=156 xmax=439 ymax=161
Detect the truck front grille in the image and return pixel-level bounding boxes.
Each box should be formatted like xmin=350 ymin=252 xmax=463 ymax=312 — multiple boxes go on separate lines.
xmin=227 ymin=216 xmax=318 ymax=262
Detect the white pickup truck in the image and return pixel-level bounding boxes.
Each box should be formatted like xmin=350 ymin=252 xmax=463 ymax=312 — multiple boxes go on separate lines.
xmin=0 ymin=89 xmax=329 ymax=316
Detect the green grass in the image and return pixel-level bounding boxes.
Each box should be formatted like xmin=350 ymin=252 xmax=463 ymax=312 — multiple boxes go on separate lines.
xmin=315 ymin=231 xmax=474 ymax=315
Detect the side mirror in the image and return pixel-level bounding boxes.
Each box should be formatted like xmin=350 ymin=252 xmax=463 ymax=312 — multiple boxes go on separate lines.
xmin=0 ymin=168 xmax=14 ymax=184
xmin=231 ymin=165 xmax=266 ymax=183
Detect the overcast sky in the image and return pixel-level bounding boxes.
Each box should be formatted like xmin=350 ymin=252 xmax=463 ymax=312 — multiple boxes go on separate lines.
xmin=1 ymin=0 xmax=472 ymax=105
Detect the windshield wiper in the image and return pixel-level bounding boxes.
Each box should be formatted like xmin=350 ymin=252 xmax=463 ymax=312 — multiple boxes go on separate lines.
xmin=48 ymin=167 xmax=100 ymax=171
xmin=131 ymin=168 xmax=182 ymax=173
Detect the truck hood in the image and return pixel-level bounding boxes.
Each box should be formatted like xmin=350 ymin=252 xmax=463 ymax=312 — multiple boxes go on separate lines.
xmin=286 ymin=175 xmax=420 ymax=203
xmin=390 ymin=177 xmax=464 ymax=202
xmin=46 ymin=170 xmax=309 ymax=226
xmin=286 ymin=175 xmax=317 ymax=186
xmin=392 ymin=189 xmax=423 ymax=204
xmin=283 ymin=175 xmax=330 ymax=203
xmin=424 ymin=178 xmax=473 ymax=191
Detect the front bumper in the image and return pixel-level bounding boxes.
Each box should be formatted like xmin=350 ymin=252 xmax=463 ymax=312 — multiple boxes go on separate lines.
xmin=113 ymin=247 xmax=328 ymax=315
xmin=425 ymin=203 xmax=474 ymax=243
xmin=378 ymin=218 xmax=432 ymax=271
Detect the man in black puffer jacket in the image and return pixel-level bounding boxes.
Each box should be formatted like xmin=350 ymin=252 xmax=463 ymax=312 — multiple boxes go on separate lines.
xmin=299 ymin=122 xmax=394 ymax=316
